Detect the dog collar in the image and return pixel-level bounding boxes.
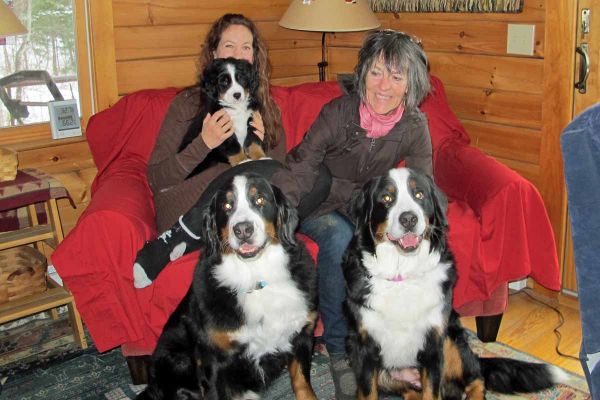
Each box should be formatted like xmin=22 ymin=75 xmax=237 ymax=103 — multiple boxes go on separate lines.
xmin=247 ymin=280 xmax=267 ymax=293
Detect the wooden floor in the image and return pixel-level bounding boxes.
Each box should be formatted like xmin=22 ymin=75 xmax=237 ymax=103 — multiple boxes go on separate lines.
xmin=461 ymin=288 xmax=583 ymax=375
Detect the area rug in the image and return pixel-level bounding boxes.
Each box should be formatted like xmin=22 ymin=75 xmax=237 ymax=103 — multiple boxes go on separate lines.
xmin=0 ymin=315 xmax=591 ymax=399
xmin=369 ymin=0 xmax=524 ymax=13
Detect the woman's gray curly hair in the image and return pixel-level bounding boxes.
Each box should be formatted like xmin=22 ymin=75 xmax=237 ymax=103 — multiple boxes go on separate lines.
xmin=354 ymin=30 xmax=430 ymax=113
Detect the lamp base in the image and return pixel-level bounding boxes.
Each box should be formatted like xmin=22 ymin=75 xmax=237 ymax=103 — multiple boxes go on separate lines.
xmin=318 ymin=61 xmax=328 ymax=82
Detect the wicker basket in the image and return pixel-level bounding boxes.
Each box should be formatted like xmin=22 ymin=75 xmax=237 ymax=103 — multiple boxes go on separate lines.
xmin=0 ymin=146 xmax=18 ymax=182
xmin=0 ymin=246 xmax=48 ymax=304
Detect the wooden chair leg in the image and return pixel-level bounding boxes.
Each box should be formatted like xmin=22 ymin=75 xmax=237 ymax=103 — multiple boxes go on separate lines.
xmin=475 ymin=313 xmax=503 ymax=342
xmin=67 ymin=301 xmax=88 ymax=349
xmin=49 ymin=308 xmax=59 ymax=320
xmin=126 ymin=355 xmax=152 ymax=385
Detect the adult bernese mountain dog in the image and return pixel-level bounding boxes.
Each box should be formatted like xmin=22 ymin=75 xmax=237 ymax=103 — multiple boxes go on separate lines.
xmin=342 ymin=167 xmax=566 ymax=400
xmin=137 ymin=173 xmax=318 ymax=400
xmin=179 ymin=57 xmax=266 ymax=174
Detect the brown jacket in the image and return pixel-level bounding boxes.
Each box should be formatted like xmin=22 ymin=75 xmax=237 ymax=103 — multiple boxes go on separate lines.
xmin=148 ymin=87 xmax=287 ymax=232
xmin=272 ymin=93 xmax=432 ymax=219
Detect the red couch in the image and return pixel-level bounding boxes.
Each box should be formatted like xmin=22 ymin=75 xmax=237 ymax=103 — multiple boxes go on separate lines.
xmin=52 ymin=76 xmax=561 ymax=379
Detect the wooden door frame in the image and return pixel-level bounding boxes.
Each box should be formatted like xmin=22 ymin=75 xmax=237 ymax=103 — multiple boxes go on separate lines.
xmin=87 ymin=1 xmax=118 ymax=111
xmin=541 ymin=3 xmax=577 ymax=285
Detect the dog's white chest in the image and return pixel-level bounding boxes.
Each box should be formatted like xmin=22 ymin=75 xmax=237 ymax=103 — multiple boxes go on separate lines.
xmin=225 ymin=106 xmax=253 ymax=144
xmin=215 ymin=246 xmax=309 ymax=361
xmin=359 ymin=248 xmax=451 ymax=370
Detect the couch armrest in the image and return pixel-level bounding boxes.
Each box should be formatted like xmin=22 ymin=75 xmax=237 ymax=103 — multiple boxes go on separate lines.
xmin=433 ymin=140 xmax=523 ymax=215
xmin=434 ymin=139 xmax=561 ymax=292
xmin=52 ymin=158 xmax=157 ymax=352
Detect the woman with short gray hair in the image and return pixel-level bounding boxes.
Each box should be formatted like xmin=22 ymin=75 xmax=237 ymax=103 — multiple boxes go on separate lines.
xmin=272 ymin=29 xmax=433 ymax=399
xmin=354 ymin=29 xmax=430 ymax=113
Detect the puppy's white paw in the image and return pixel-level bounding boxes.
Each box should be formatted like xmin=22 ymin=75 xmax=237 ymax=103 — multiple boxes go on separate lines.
xmin=133 ymin=263 xmax=152 ymax=289
xmin=170 ymin=242 xmax=187 ymax=261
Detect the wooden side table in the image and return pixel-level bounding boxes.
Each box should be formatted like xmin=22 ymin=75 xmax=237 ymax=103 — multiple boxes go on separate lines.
xmin=0 ymin=168 xmax=87 ymax=349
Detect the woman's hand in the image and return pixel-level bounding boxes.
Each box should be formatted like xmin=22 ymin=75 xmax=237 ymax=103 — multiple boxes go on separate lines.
xmin=250 ymin=111 xmax=265 ymax=141
xmin=200 ymin=109 xmax=234 ymax=149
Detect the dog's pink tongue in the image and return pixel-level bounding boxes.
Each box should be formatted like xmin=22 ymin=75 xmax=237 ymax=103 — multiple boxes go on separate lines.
xmin=400 ymin=233 xmax=420 ymax=248
xmin=239 ymin=244 xmax=257 ymax=254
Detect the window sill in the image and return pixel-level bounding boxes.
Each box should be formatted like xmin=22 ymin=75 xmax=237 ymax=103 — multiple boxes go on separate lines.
xmin=1 ymin=132 xmax=87 ymax=152
xmin=0 ymin=122 xmax=86 ymax=150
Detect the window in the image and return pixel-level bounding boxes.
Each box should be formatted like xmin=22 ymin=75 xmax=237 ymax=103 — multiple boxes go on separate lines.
xmin=0 ymin=0 xmax=92 ymax=138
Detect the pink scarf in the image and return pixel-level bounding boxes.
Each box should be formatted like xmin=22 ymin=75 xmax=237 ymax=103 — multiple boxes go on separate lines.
xmin=359 ymin=102 xmax=404 ymax=139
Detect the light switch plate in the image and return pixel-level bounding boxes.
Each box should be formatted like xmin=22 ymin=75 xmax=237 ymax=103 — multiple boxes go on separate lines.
xmin=507 ymin=24 xmax=535 ymax=56
xmin=48 ymin=99 xmax=82 ymax=139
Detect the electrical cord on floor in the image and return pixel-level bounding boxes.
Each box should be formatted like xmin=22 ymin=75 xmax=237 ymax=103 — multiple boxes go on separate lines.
xmin=510 ymin=287 xmax=580 ymax=361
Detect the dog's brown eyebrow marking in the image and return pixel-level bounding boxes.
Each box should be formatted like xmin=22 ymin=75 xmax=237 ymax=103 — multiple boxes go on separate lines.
xmin=248 ymin=185 xmax=258 ymax=197
xmin=385 ymin=183 xmax=397 ymax=193
xmin=225 ymin=191 xmax=235 ymax=202
xmin=408 ymin=178 xmax=417 ymax=190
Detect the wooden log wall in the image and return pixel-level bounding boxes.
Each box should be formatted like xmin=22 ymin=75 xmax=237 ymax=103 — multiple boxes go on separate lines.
xmin=110 ymin=0 xmax=324 ymax=98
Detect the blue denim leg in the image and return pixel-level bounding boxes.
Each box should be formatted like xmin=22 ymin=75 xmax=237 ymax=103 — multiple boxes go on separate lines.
xmin=300 ymin=211 xmax=354 ymax=355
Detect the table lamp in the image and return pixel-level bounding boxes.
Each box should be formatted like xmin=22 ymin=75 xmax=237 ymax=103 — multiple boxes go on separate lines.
xmin=279 ymin=0 xmax=380 ymax=81
xmin=0 ymin=2 xmax=27 ymax=38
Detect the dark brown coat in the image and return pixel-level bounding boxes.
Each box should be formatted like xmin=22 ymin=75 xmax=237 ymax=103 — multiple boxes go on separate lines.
xmin=273 ymin=93 xmax=432 ymax=219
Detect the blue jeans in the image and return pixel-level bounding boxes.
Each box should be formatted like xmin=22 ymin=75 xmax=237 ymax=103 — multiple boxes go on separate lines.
xmin=300 ymin=211 xmax=354 ymax=355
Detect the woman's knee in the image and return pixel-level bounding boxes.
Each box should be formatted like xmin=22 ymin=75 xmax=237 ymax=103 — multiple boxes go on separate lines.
xmin=303 ymin=212 xmax=353 ymax=257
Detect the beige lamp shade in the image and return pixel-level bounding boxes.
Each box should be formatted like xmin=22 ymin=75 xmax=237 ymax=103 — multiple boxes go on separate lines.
xmin=0 ymin=2 xmax=27 ymax=37
xmin=279 ymin=0 xmax=380 ymax=32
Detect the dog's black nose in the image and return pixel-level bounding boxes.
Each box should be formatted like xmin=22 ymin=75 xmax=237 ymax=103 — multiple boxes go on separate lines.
xmin=233 ymin=92 xmax=242 ymax=100
xmin=399 ymin=211 xmax=418 ymax=230
xmin=233 ymin=221 xmax=254 ymax=241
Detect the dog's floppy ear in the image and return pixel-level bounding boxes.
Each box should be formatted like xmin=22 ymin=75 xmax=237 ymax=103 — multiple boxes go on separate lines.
xmin=273 ymin=185 xmax=298 ymax=247
xmin=248 ymin=64 xmax=260 ymax=96
xmin=429 ymin=176 xmax=448 ymax=230
xmin=347 ymin=176 xmax=379 ymax=234
xmin=200 ymin=60 xmax=220 ymax=102
xmin=200 ymin=195 xmax=220 ymax=256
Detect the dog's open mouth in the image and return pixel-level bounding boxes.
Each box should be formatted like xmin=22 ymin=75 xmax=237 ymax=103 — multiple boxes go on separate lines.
xmin=387 ymin=233 xmax=423 ymax=252
xmin=236 ymin=242 xmax=266 ymax=259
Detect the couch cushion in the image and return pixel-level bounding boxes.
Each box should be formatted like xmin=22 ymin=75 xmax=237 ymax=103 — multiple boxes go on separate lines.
xmin=271 ymin=82 xmax=343 ymax=150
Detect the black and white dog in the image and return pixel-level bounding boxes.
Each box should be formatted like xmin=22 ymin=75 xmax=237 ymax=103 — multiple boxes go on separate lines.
xmin=137 ymin=173 xmax=318 ymax=400
xmin=179 ymin=57 xmax=266 ymax=174
xmin=342 ymin=167 xmax=566 ymax=399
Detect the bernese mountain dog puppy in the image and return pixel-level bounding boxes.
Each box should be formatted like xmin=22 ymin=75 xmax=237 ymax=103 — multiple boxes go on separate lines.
xmin=137 ymin=173 xmax=318 ymax=400
xmin=179 ymin=57 xmax=266 ymax=174
xmin=342 ymin=167 xmax=566 ymax=400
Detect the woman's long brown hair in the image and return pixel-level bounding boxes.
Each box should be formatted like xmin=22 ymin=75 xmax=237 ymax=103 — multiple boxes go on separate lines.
xmin=198 ymin=13 xmax=283 ymax=148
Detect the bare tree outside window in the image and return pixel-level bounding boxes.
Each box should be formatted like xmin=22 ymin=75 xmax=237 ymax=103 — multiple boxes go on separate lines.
xmin=0 ymin=0 xmax=79 ymax=128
